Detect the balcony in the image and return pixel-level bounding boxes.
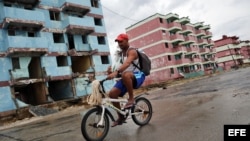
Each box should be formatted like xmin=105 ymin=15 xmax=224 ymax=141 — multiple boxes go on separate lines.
xmin=198 ymin=38 xmax=208 ymax=46
xmin=196 ymin=30 xmax=206 ymax=37
xmin=3 ymin=0 xmax=40 ymax=8
xmin=170 ymin=46 xmax=187 ymax=54
xmin=203 ymin=31 xmax=212 ymax=39
xmin=170 ymin=34 xmax=184 ymax=43
xmin=60 ymin=1 xmax=90 ymax=17
xmin=63 ymin=16 xmax=95 ymax=35
xmin=190 ymin=58 xmax=202 ymax=63
xmin=181 ymin=25 xmax=193 ymax=34
xmin=193 ymin=22 xmax=204 ymax=29
xmin=68 ymin=48 xmax=98 ymax=56
xmin=181 ymin=36 xmax=196 ymax=45
xmin=59 ymin=0 xmax=91 ymax=8
xmin=200 ymin=25 xmax=210 ymax=30
xmin=199 ymin=48 xmax=210 ymax=54
xmin=2 ymin=7 xmax=44 ymax=31
xmin=165 ymin=13 xmax=179 ymax=22
xmin=179 ymin=17 xmax=190 ymax=25
xmin=5 ymin=36 xmax=48 ymax=56
xmin=186 ymin=47 xmax=199 ymax=54
xmin=175 ymin=58 xmax=191 ymax=65
xmin=167 ymin=22 xmax=182 ymax=32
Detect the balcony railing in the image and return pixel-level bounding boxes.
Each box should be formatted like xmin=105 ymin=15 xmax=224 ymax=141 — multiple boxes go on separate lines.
xmin=181 ymin=25 xmax=193 ymax=34
xmin=60 ymin=0 xmax=91 ymax=17
xmin=175 ymin=58 xmax=191 ymax=65
xmin=196 ymin=30 xmax=206 ymax=36
xmin=3 ymin=0 xmax=40 ymax=8
xmin=170 ymin=34 xmax=184 ymax=43
xmin=2 ymin=7 xmax=44 ymax=31
xmin=63 ymin=16 xmax=95 ymax=35
xmin=167 ymin=22 xmax=182 ymax=32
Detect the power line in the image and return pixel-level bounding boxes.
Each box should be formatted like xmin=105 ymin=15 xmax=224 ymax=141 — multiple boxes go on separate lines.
xmin=100 ymin=3 xmax=138 ymax=22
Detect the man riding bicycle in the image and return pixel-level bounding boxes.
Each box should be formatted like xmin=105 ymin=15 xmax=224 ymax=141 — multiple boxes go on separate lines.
xmin=106 ymin=33 xmax=145 ymax=127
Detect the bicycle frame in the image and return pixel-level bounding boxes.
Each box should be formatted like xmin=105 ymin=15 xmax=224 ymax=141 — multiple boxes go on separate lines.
xmin=97 ymin=97 xmax=146 ymax=127
xmin=92 ymin=79 xmax=147 ymax=127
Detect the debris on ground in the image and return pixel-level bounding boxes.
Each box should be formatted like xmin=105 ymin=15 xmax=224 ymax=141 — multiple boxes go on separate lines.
xmin=29 ymin=106 xmax=58 ymax=117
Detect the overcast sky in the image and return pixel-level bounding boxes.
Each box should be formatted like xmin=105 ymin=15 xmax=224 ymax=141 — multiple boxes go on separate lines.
xmin=100 ymin=0 xmax=250 ymax=55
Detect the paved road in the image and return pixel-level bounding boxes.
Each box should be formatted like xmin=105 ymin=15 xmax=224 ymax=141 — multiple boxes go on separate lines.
xmin=1 ymin=67 xmax=250 ymax=141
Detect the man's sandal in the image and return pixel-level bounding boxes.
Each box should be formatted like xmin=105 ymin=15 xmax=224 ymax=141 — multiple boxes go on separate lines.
xmin=111 ymin=118 xmax=126 ymax=127
xmin=124 ymin=101 xmax=135 ymax=109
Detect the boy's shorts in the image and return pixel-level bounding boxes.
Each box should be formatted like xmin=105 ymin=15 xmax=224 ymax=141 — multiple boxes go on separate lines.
xmin=114 ymin=72 xmax=145 ymax=97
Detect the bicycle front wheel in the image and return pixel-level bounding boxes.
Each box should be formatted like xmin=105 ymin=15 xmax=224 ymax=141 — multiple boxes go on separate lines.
xmin=81 ymin=107 xmax=110 ymax=141
xmin=131 ymin=97 xmax=153 ymax=126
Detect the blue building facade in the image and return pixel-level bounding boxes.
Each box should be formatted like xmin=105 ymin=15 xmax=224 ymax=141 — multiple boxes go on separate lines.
xmin=0 ymin=0 xmax=111 ymax=116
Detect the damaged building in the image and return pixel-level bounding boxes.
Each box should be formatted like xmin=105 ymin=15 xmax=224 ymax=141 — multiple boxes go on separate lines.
xmin=0 ymin=0 xmax=111 ymax=116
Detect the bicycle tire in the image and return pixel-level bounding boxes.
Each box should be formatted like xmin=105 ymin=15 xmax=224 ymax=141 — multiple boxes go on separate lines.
xmin=131 ymin=97 xmax=153 ymax=126
xmin=81 ymin=107 xmax=110 ymax=141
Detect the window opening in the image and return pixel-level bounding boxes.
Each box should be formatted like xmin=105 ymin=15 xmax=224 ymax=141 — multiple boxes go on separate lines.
xmin=28 ymin=31 xmax=35 ymax=37
xmin=165 ymin=42 xmax=168 ymax=48
xmin=91 ymin=0 xmax=99 ymax=8
xmin=12 ymin=58 xmax=20 ymax=69
xmin=94 ymin=18 xmax=102 ymax=26
xmin=159 ymin=18 xmax=163 ymax=23
xmin=49 ymin=11 xmax=60 ymax=21
xmin=8 ymin=30 xmax=15 ymax=36
xmin=97 ymin=36 xmax=105 ymax=44
xmin=170 ymin=68 xmax=174 ymax=74
xmin=101 ymin=56 xmax=109 ymax=64
xmin=82 ymin=35 xmax=88 ymax=44
xmin=168 ymin=55 xmax=171 ymax=61
xmin=67 ymin=34 xmax=75 ymax=49
xmin=53 ymin=33 xmax=65 ymax=43
xmin=56 ymin=56 xmax=68 ymax=66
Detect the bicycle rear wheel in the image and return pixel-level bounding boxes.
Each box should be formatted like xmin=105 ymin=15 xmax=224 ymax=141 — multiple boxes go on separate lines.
xmin=131 ymin=97 xmax=153 ymax=126
xmin=81 ymin=107 xmax=110 ymax=141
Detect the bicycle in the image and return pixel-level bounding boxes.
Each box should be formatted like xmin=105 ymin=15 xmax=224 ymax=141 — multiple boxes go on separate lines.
xmin=80 ymin=79 xmax=153 ymax=141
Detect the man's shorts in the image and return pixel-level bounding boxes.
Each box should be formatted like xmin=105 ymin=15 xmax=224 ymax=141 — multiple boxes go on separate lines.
xmin=114 ymin=72 xmax=145 ymax=97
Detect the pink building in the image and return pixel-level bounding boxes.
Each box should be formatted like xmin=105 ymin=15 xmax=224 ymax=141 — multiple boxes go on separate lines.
xmin=214 ymin=35 xmax=250 ymax=71
xmin=125 ymin=13 xmax=216 ymax=86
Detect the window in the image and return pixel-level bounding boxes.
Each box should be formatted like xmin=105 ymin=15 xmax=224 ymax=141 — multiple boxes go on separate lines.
xmin=172 ymin=43 xmax=178 ymax=48
xmin=159 ymin=18 xmax=163 ymax=23
xmin=94 ymin=18 xmax=102 ymax=26
xmin=185 ymin=44 xmax=190 ymax=48
xmin=101 ymin=56 xmax=109 ymax=64
xmin=49 ymin=11 xmax=60 ymax=21
xmin=165 ymin=43 xmax=169 ymax=48
xmin=91 ymin=0 xmax=99 ymax=8
xmin=97 ymin=36 xmax=105 ymax=45
xmin=4 ymin=3 xmax=11 ymax=7
xmin=12 ymin=58 xmax=20 ymax=69
xmin=162 ymin=30 xmax=166 ymax=35
xmin=67 ymin=34 xmax=75 ymax=49
xmin=28 ymin=32 xmax=35 ymax=37
xmin=56 ymin=56 xmax=68 ymax=66
xmin=82 ymin=35 xmax=88 ymax=44
xmin=168 ymin=55 xmax=171 ymax=61
xmin=53 ymin=33 xmax=64 ymax=43
xmin=170 ymin=68 xmax=174 ymax=74
xmin=8 ymin=30 xmax=15 ymax=36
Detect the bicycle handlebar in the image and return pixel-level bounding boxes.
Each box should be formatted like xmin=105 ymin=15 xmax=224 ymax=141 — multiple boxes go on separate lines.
xmin=100 ymin=78 xmax=109 ymax=84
